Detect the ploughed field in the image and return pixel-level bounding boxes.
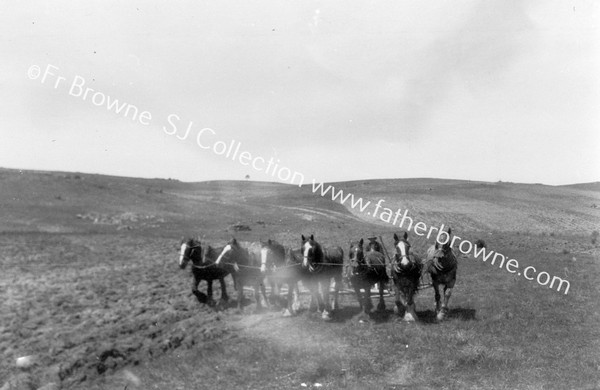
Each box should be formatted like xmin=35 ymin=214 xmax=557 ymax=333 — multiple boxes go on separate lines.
xmin=1 ymin=168 xmax=599 ymax=389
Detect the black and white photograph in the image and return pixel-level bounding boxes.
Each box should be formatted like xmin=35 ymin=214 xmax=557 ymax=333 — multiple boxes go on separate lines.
xmin=1 ymin=1 xmax=599 ymax=389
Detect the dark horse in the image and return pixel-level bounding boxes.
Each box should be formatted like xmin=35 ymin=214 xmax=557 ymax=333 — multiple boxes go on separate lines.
xmin=215 ymin=238 xmax=270 ymax=312
xmin=345 ymin=238 xmax=388 ymax=318
xmin=300 ymin=234 xmax=343 ymax=321
xmin=178 ymin=237 xmax=230 ymax=306
xmin=426 ymin=227 xmax=458 ymax=321
xmin=391 ymin=232 xmax=423 ymax=322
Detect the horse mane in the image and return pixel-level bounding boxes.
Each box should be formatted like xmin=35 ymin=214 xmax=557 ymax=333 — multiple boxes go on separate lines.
xmin=427 ymin=244 xmax=457 ymax=270
xmin=269 ymin=240 xmax=286 ymax=260
xmin=287 ymin=247 xmax=303 ymax=264
xmin=311 ymin=239 xmax=324 ymax=263
xmin=204 ymin=245 xmax=224 ymax=262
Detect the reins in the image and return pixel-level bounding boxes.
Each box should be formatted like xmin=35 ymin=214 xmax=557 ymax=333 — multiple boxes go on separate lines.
xmin=191 ymin=260 xmax=303 ymax=271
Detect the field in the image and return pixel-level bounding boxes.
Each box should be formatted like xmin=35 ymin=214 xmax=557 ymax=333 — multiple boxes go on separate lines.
xmin=1 ymin=167 xmax=599 ymax=389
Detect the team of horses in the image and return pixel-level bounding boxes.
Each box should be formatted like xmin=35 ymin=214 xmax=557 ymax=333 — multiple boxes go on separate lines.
xmin=178 ymin=229 xmax=458 ymax=322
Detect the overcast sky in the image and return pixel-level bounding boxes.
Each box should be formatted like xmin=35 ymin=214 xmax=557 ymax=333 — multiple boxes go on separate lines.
xmin=1 ymin=1 xmax=598 ymax=185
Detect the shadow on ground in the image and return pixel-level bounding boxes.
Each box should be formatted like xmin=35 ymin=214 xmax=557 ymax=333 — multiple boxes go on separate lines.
xmin=417 ymin=308 xmax=477 ymax=324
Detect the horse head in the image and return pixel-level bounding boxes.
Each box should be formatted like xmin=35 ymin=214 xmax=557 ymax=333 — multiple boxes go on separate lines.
xmin=179 ymin=237 xmax=202 ymax=269
xmin=393 ymin=232 xmax=414 ymax=272
xmin=215 ymin=237 xmax=244 ymax=267
xmin=301 ymin=234 xmax=323 ymax=271
xmin=348 ymin=239 xmax=367 ymax=274
xmin=431 ymin=227 xmax=455 ymax=271
xmin=260 ymin=239 xmax=285 ymax=273
xmin=435 ymin=227 xmax=453 ymax=253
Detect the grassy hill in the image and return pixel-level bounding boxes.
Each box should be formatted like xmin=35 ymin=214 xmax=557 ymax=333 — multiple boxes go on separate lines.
xmin=1 ymin=168 xmax=598 ymax=237
xmin=332 ymin=178 xmax=600 ymax=234
xmin=0 ymin=168 xmax=359 ymax=239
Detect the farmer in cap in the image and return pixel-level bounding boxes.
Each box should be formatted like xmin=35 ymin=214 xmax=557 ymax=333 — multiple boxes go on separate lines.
xmin=366 ymin=236 xmax=382 ymax=253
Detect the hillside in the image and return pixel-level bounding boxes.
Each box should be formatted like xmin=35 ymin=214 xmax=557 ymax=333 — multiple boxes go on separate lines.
xmin=1 ymin=168 xmax=598 ymax=237
xmin=329 ymin=178 xmax=600 ymax=234
xmin=0 ymin=168 xmax=359 ymax=239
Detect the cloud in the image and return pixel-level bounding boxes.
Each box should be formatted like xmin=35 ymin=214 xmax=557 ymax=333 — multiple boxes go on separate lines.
xmin=237 ymin=1 xmax=539 ymax=148
xmin=386 ymin=0 xmax=536 ymax=140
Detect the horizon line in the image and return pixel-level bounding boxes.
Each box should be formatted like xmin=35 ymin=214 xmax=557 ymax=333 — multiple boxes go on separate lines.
xmin=1 ymin=165 xmax=597 ymax=188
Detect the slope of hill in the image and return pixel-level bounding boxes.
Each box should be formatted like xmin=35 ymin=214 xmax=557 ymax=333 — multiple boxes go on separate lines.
xmin=1 ymin=168 xmax=598 ymax=237
xmin=331 ymin=178 xmax=600 ymax=234
xmin=561 ymin=181 xmax=600 ymax=192
xmin=0 ymin=168 xmax=365 ymax=242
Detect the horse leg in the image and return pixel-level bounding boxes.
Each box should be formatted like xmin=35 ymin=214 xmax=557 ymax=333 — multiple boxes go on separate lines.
xmin=220 ymin=277 xmax=229 ymax=302
xmin=260 ymin=278 xmax=270 ymax=311
xmin=306 ymin=279 xmax=319 ymax=313
xmin=321 ymin=278 xmax=332 ymax=321
xmin=269 ymin=277 xmax=280 ymax=307
xmin=192 ymin=275 xmax=208 ymax=304
xmin=292 ymin=282 xmax=301 ymax=312
xmin=278 ymin=282 xmax=285 ymax=308
xmin=266 ymin=276 xmax=273 ymax=304
xmin=353 ymin=284 xmax=363 ymax=311
xmin=403 ymin=284 xmax=418 ymax=322
xmin=253 ymin=280 xmax=263 ymax=313
xmin=377 ymin=280 xmax=386 ymax=311
xmin=438 ymin=285 xmax=452 ymax=321
xmin=364 ymin=283 xmax=373 ymax=314
xmin=332 ymin=273 xmax=342 ymax=311
xmin=276 ymin=278 xmax=285 ymax=308
xmin=206 ymin=279 xmax=216 ymax=307
xmin=432 ymin=279 xmax=442 ymax=314
xmin=397 ymin=287 xmax=412 ymax=322
xmin=282 ymin=281 xmax=294 ymax=317
xmin=273 ymin=279 xmax=284 ymax=309
xmin=316 ymin=281 xmax=325 ymax=312
xmin=393 ymin=281 xmax=405 ymax=317
xmin=308 ymin=279 xmax=324 ymax=313
xmin=236 ymin=276 xmax=245 ymax=312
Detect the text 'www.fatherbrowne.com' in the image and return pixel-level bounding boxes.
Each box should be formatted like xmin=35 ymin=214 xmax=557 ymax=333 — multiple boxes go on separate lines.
xmin=310 ymin=180 xmax=570 ymax=295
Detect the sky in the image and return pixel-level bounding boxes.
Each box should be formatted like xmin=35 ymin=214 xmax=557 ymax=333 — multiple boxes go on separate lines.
xmin=1 ymin=0 xmax=598 ymax=185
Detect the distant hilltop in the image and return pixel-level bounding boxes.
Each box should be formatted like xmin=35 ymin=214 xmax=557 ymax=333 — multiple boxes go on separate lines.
xmin=0 ymin=167 xmax=598 ymax=235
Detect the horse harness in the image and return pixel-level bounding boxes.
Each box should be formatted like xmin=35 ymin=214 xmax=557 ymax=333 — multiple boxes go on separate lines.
xmin=393 ymin=240 xmax=420 ymax=274
xmin=428 ymin=246 xmax=457 ymax=273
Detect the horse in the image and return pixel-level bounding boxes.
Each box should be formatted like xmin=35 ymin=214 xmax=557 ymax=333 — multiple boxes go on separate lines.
xmin=262 ymin=244 xmax=303 ymax=317
xmin=178 ymin=237 xmax=230 ymax=306
xmin=259 ymin=239 xmax=299 ymax=310
xmin=300 ymin=234 xmax=343 ymax=321
xmin=345 ymin=238 xmax=388 ymax=318
xmin=365 ymin=236 xmax=392 ymax=294
xmin=391 ymin=232 xmax=423 ymax=322
xmin=214 ymin=238 xmax=270 ymax=312
xmin=426 ymin=227 xmax=458 ymax=321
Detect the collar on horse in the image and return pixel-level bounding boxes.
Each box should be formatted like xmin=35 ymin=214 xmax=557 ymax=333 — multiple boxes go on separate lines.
xmin=430 ymin=245 xmax=457 ymax=272
xmin=393 ymin=255 xmax=419 ymax=273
